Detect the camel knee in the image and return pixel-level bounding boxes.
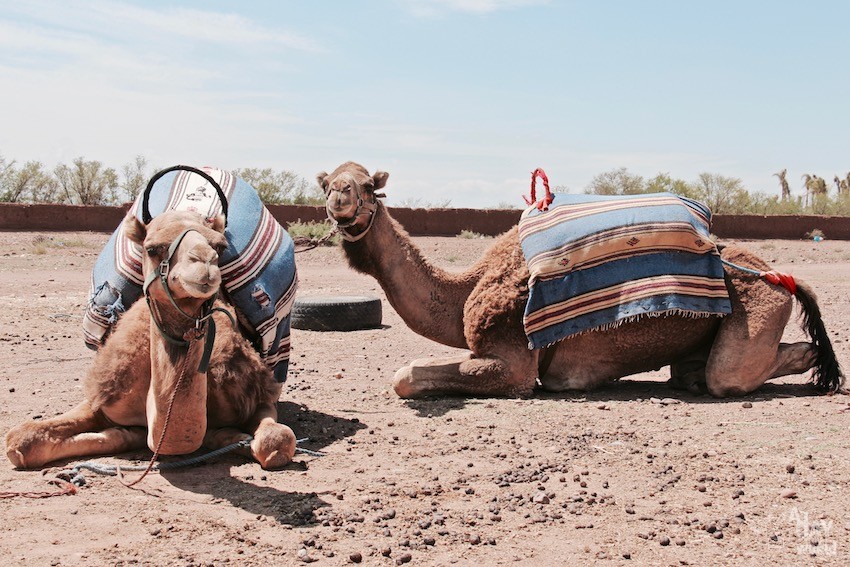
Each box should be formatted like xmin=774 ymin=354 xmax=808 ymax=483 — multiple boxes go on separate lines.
xmin=251 ymin=423 xmax=296 ymax=469
xmin=706 ymin=382 xmax=751 ymax=398
xmin=5 ymin=423 xmax=46 ymax=469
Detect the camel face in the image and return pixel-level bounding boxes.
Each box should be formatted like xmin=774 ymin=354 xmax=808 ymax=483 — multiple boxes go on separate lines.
xmin=324 ymin=171 xmax=363 ymax=220
xmin=125 ymin=211 xmax=227 ymax=302
xmin=160 ymin=231 xmax=223 ymax=300
xmin=318 ymin=161 xmax=389 ymax=229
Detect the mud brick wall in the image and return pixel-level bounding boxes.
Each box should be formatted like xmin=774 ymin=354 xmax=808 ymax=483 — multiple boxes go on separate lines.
xmin=2 ymin=203 xmax=850 ymax=240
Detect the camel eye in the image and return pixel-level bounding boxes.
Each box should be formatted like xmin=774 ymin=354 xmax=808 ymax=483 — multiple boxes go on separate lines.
xmin=145 ymin=245 xmax=164 ymax=257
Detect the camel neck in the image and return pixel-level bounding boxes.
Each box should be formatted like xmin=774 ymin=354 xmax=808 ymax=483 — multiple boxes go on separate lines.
xmin=342 ymin=203 xmax=482 ymax=349
xmin=145 ymin=296 xmax=209 ymax=454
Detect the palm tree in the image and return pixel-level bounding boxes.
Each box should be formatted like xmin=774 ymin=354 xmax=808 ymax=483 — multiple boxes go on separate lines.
xmin=774 ymin=169 xmax=791 ymax=200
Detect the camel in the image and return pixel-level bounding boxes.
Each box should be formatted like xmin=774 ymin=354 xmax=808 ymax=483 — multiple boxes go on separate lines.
xmin=318 ymin=161 xmax=844 ymax=399
xmin=6 ymin=210 xmax=296 ymax=469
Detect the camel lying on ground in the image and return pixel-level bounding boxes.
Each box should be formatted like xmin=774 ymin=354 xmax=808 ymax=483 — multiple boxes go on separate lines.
xmin=6 ymin=211 xmax=296 ymax=469
xmin=319 ymin=161 xmax=844 ymax=399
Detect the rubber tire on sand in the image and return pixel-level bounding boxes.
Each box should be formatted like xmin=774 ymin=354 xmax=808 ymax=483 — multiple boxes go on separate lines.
xmin=291 ymin=296 xmax=383 ymax=332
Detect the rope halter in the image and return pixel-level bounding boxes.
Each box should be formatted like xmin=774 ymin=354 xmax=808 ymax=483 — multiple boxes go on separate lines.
xmin=142 ymin=228 xmax=235 ymax=373
xmin=325 ymin=177 xmax=383 ymax=242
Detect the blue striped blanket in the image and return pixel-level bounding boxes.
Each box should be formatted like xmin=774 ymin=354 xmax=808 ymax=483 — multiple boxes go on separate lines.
xmin=83 ymin=166 xmax=298 ymax=382
xmin=519 ymin=192 xmax=731 ymax=350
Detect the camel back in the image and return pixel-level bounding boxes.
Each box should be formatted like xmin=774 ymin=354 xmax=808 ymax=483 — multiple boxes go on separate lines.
xmin=518 ymin=192 xmax=731 ymax=350
xmin=83 ymin=166 xmax=298 ymax=382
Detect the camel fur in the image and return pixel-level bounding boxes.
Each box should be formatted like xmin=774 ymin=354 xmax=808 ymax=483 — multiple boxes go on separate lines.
xmin=6 ymin=210 xmax=296 ymax=469
xmin=319 ymin=161 xmax=845 ymax=399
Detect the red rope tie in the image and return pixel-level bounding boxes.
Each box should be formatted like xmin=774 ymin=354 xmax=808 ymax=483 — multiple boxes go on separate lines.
xmin=523 ymin=168 xmax=554 ymax=211
xmin=762 ymin=270 xmax=797 ymax=296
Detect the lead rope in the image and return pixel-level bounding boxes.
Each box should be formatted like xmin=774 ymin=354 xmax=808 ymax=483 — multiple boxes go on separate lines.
xmin=720 ymin=258 xmax=797 ymax=295
xmin=293 ymin=225 xmax=339 ymax=253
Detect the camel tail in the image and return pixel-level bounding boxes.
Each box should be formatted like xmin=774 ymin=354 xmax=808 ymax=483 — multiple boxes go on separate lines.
xmin=794 ymin=280 xmax=845 ymax=392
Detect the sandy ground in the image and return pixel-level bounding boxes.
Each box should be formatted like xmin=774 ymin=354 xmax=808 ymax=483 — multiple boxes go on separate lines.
xmin=1 ymin=229 xmax=849 ymax=566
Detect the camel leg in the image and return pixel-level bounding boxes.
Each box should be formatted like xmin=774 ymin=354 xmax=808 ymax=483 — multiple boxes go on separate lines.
xmin=5 ymin=401 xmax=146 ymax=469
xmin=668 ymin=345 xmax=711 ymax=395
xmin=203 ymin=385 xmax=296 ymax=470
xmin=393 ymin=350 xmax=538 ymax=399
xmin=704 ymin=249 xmax=798 ymax=397
xmin=768 ymin=342 xmax=818 ymax=378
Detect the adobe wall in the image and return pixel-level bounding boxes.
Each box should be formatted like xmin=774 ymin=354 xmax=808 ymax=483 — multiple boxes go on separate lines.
xmin=2 ymin=203 xmax=850 ymax=240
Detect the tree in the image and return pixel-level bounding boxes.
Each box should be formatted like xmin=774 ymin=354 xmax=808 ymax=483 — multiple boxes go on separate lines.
xmin=232 ymin=168 xmax=323 ymax=205
xmin=585 ymin=167 xmax=645 ymax=195
xmin=691 ymin=173 xmax=750 ymax=214
xmin=645 ymin=173 xmax=698 ymax=198
xmin=54 ymin=158 xmax=119 ymax=205
xmin=120 ymin=155 xmax=150 ymax=203
xmin=0 ymin=159 xmax=58 ymax=203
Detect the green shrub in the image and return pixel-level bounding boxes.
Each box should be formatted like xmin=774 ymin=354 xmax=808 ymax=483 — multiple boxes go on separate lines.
xmin=286 ymin=220 xmax=339 ymax=245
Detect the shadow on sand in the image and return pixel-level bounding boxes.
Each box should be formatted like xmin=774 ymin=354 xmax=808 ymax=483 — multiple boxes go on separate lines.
xmin=403 ymin=378 xmax=828 ymax=418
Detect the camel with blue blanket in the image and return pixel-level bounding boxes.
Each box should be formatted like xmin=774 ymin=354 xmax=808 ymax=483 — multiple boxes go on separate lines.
xmin=7 ymin=166 xmax=298 ymax=469
xmin=6 ymin=210 xmax=297 ymax=469
xmin=320 ymin=162 xmax=844 ymax=399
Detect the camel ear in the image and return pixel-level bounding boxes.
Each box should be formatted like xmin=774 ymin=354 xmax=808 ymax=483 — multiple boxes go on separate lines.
xmin=205 ymin=214 xmax=226 ymax=234
xmin=316 ymin=171 xmax=329 ymax=190
xmin=372 ymin=171 xmax=389 ymax=190
xmin=123 ymin=214 xmax=146 ymax=245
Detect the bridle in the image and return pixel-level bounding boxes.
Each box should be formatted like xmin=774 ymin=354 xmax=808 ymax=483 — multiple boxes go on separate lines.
xmin=142 ymin=228 xmax=234 ymax=373
xmin=325 ymin=182 xmax=383 ymax=242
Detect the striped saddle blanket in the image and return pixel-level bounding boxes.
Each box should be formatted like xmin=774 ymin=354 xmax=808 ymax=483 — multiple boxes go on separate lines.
xmin=83 ymin=166 xmax=298 ymax=382
xmin=519 ymin=192 xmax=731 ymax=350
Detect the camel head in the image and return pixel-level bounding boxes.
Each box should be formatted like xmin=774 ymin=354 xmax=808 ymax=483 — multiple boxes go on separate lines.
xmin=317 ymin=162 xmax=388 ymax=240
xmin=124 ymin=210 xmax=227 ymax=305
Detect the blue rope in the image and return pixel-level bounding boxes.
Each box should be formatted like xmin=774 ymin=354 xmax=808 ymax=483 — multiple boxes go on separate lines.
xmin=57 ymin=437 xmax=324 ymax=487
xmin=721 ymin=258 xmax=763 ymax=276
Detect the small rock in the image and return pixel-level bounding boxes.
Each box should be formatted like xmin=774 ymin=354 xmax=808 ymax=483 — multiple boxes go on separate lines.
xmin=785 ymin=464 xmax=795 ymax=474
xmin=742 ymin=402 xmax=753 ymax=409
xmin=349 ymin=552 xmax=363 ymax=563
xmin=532 ymin=492 xmax=550 ymax=504
xmin=660 ymin=398 xmax=681 ymax=405
xmin=395 ymin=553 xmax=412 ymax=565
xmin=650 ymin=397 xmax=662 ymax=404
xmin=780 ymin=489 xmax=797 ymax=499
xmin=659 ymin=536 xmax=671 ymax=546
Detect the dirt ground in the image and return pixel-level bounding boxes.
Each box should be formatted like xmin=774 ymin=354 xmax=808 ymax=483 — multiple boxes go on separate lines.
xmin=1 ymin=229 xmax=849 ymax=566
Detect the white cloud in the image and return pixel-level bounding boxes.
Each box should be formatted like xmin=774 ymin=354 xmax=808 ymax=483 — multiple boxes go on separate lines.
xmin=4 ymin=0 xmax=321 ymax=52
xmin=401 ymin=0 xmax=549 ymax=17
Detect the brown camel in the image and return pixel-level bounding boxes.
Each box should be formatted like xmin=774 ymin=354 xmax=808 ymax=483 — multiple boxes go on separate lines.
xmin=6 ymin=211 xmax=296 ymax=469
xmin=318 ymin=161 xmax=844 ymax=399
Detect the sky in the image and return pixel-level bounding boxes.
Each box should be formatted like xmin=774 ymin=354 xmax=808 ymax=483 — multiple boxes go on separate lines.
xmin=1 ymin=0 xmax=849 ymax=208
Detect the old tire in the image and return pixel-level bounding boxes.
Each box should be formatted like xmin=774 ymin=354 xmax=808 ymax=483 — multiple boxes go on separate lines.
xmin=291 ymin=295 xmax=383 ymax=332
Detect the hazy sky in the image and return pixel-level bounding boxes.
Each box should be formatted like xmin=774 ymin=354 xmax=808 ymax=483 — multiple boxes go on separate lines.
xmin=1 ymin=0 xmax=848 ymax=207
